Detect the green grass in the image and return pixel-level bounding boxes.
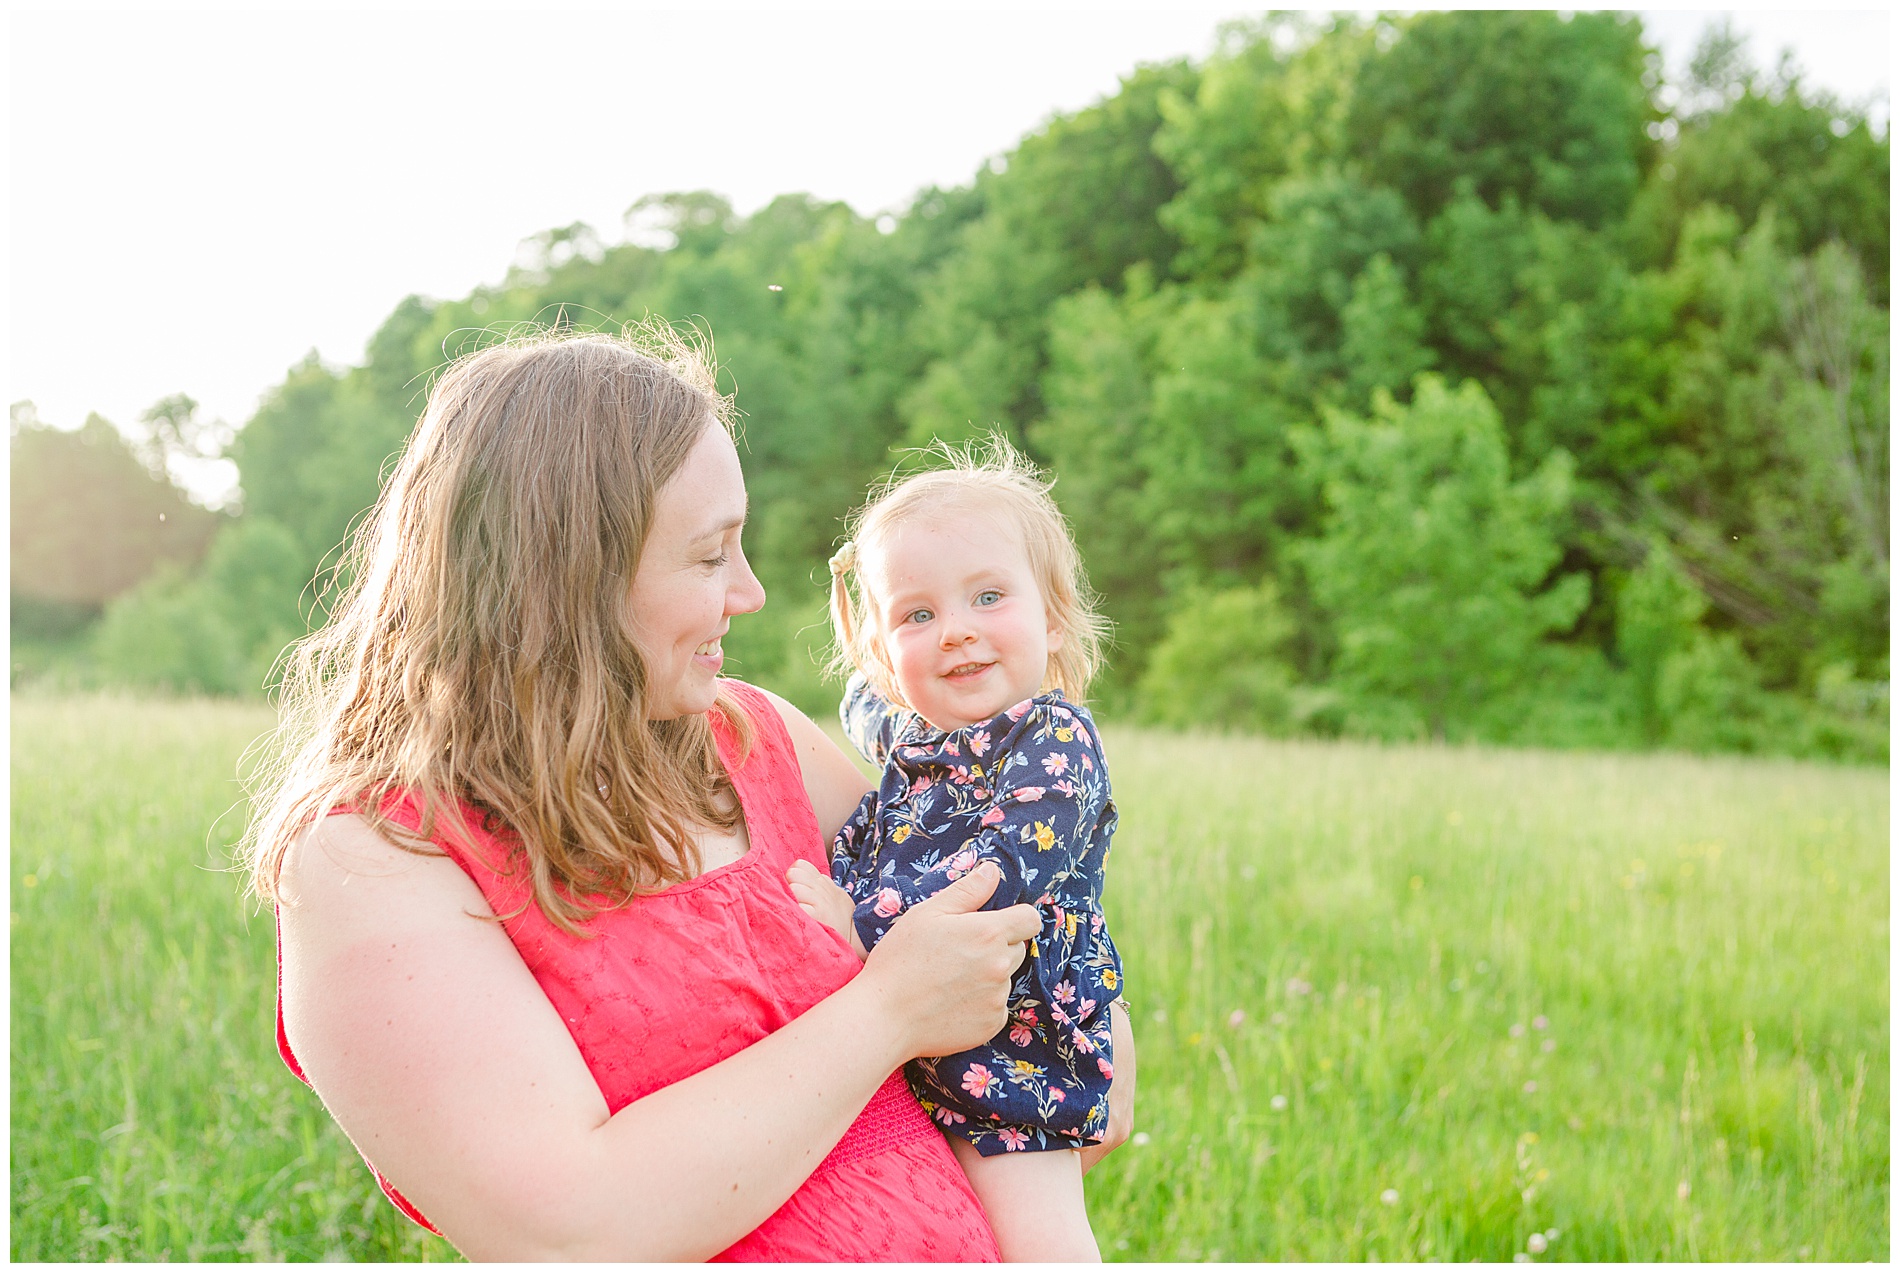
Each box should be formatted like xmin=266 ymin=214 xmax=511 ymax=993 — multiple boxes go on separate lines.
xmin=10 ymin=695 xmax=456 ymax=1261
xmin=1088 ymin=730 xmax=1889 ymax=1261
xmin=12 ymin=695 xmax=1888 ymax=1260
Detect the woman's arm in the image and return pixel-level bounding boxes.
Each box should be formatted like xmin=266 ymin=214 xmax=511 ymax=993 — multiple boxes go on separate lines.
xmin=1079 ymin=999 xmax=1136 ymax=1173
xmin=279 ymin=813 xmax=1036 ymax=1261
xmin=758 ymin=687 xmax=875 ymax=840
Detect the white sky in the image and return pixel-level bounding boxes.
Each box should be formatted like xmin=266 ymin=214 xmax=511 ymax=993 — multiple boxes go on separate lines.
xmin=7 ymin=8 xmax=1890 ymax=505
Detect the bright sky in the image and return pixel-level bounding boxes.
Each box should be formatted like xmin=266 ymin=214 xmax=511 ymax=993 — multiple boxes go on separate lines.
xmin=7 ymin=9 xmax=1890 ymax=505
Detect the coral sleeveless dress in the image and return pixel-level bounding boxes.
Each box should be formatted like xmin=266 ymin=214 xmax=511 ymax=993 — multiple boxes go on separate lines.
xmin=275 ymin=680 xmax=1000 ymax=1261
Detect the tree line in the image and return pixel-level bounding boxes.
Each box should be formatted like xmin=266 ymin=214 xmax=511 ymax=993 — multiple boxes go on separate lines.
xmin=12 ymin=13 xmax=1887 ymax=760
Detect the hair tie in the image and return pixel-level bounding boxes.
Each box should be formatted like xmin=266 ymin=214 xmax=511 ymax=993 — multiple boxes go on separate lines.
xmin=828 ymin=541 xmax=858 ymax=576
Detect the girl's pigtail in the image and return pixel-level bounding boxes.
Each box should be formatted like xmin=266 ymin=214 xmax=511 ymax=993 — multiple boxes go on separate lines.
xmin=826 ymin=541 xmax=860 ymax=682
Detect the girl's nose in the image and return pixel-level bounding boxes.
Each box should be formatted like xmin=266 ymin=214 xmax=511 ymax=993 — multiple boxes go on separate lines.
xmin=939 ymin=612 xmax=976 ymax=648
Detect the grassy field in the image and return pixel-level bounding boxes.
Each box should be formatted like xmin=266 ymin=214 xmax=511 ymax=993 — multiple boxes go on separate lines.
xmin=11 ymin=694 xmax=1888 ymax=1261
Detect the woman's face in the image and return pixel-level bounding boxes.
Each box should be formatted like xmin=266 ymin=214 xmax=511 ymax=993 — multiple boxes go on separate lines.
xmin=626 ymin=423 xmax=765 ymax=720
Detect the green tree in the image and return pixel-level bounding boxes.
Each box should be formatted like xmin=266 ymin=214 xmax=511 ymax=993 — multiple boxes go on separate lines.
xmin=1297 ymin=378 xmax=1589 ymax=739
xmin=1134 ymin=581 xmax=1301 ymax=732
xmin=10 ymin=408 xmax=221 ymax=626
xmin=1347 ymin=10 xmax=1655 ymax=228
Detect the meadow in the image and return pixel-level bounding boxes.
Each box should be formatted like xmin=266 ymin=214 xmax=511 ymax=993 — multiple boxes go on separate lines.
xmin=10 ymin=693 xmax=1888 ymax=1261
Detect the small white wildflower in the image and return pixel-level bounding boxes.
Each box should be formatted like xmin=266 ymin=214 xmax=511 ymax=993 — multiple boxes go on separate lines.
xmin=1269 ymin=1094 xmax=1289 ymax=1111
xmin=1131 ymin=1132 xmax=1151 ymax=1147
xmin=1228 ymin=1009 xmax=1246 ymax=1028
xmin=1527 ymin=1234 xmax=1548 ymax=1254
xmin=1532 ymin=1015 xmax=1549 ymax=1030
xmin=1380 ymin=1188 xmax=1399 ymax=1206
xmin=1509 ymin=1022 xmax=1527 ymax=1038
xmin=1542 ymin=1039 xmax=1556 ymax=1053
xmin=1677 ymin=1179 xmax=1691 ymax=1201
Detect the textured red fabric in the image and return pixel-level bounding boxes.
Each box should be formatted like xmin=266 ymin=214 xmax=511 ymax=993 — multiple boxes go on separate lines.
xmin=275 ymin=679 xmax=999 ymax=1261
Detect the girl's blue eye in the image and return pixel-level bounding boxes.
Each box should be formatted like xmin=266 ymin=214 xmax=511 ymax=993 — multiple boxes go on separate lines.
xmin=907 ymin=608 xmax=934 ymax=625
xmin=975 ymin=590 xmax=1001 ymax=606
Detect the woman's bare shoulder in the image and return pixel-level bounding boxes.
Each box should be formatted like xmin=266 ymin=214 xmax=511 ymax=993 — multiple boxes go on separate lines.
xmin=279 ymin=810 xmax=496 ymax=924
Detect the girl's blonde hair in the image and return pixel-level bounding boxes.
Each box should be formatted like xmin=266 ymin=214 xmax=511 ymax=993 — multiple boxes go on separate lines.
xmin=239 ymin=325 xmax=752 ymax=935
xmin=827 ymin=437 xmax=1108 ymax=707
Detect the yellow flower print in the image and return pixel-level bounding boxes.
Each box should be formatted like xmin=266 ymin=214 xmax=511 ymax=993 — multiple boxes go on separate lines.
xmin=1033 ymin=822 xmax=1055 ymax=852
xmin=893 ymin=824 xmax=912 ymax=844
xmin=1055 ymin=727 xmax=1075 ymax=742
xmin=1102 ymin=968 xmax=1119 ymax=990
xmin=1065 ymin=912 xmax=1078 ymax=938
xmin=1009 ymin=1058 xmax=1045 ymax=1080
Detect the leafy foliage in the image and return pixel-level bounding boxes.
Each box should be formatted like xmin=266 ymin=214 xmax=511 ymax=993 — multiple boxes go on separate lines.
xmin=29 ymin=13 xmax=1886 ymax=760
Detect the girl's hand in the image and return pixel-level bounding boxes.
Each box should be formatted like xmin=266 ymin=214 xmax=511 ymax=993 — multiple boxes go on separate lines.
xmin=787 ymin=860 xmax=867 ymax=960
xmin=855 ymin=861 xmax=1039 ymax=1060
xmin=1079 ymin=999 xmax=1136 ymax=1174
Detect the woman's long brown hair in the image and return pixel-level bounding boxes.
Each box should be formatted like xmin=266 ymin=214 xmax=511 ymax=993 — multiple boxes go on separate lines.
xmin=240 ymin=326 xmax=752 ymax=934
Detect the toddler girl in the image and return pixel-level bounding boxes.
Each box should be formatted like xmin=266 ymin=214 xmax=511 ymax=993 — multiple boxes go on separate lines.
xmin=787 ymin=441 xmax=1123 ymax=1262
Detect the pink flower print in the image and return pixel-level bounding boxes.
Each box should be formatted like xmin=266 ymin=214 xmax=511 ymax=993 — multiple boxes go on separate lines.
xmin=1015 ymin=1005 xmax=1039 ymax=1027
xmin=944 ymin=741 xmax=960 ymax=757
xmin=1081 ymin=753 xmax=1094 ymax=772
xmin=933 ymin=1105 xmax=967 ymax=1126
xmin=969 ymin=729 xmax=991 ymax=757
xmin=1072 ymin=1028 xmax=1096 ymax=1054
xmin=910 ymin=774 xmax=932 ymax=795
xmin=1053 ymin=980 xmax=1077 ymax=1006
xmin=1077 ymin=726 xmax=1092 ymax=748
xmin=997 ymin=1127 xmax=1031 ymax=1152
xmin=1079 ymin=997 xmax=1097 ymax=1018
xmin=980 ymin=807 xmax=1006 ymax=827
xmin=1007 ymin=701 xmax=1031 ymax=721
xmin=1049 ymin=1086 xmax=1065 ymax=1104
xmin=1013 ymin=786 xmax=1046 ymax=803
xmin=873 ymin=888 xmax=904 ymax=918
xmin=1041 ymin=752 xmax=1070 ymax=777
xmin=946 ymin=846 xmax=979 ymax=877
xmin=1097 ymin=1057 xmax=1114 ymax=1079
xmin=1009 ymin=1022 xmax=1034 ymax=1047
xmin=974 ymin=789 xmax=990 ymax=800
xmin=962 ymin=1064 xmax=999 ymax=1099
xmin=1054 ymin=779 xmax=1076 ymax=798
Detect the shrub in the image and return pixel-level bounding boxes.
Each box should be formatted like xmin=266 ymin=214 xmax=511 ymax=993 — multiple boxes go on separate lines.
xmin=1135 ymin=581 xmax=1302 ymax=733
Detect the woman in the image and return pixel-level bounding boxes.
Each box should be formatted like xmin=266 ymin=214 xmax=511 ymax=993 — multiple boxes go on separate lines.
xmin=243 ymin=328 xmax=1134 ymax=1260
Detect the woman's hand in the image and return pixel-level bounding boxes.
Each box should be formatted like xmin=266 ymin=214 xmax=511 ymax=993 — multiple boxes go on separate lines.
xmin=854 ymin=862 xmax=1041 ymax=1060
xmin=1079 ymin=999 xmax=1136 ymax=1174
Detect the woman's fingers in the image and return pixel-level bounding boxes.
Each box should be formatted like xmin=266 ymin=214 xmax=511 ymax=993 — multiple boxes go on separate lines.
xmin=909 ymin=859 xmax=1002 ymax=913
xmin=863 ymin=865 xmax=1042 ymax=1058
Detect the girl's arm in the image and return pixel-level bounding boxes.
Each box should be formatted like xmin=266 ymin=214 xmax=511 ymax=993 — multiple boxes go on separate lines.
xmin=836 ymin=673 xmax=909 ymax=768
xmin=279 ymin=815 xmax=1036 ymax=1262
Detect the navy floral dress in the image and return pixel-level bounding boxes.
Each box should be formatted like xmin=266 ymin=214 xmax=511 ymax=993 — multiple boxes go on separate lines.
xmin=833 ymin=674 xmax=1124 ymax=1156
